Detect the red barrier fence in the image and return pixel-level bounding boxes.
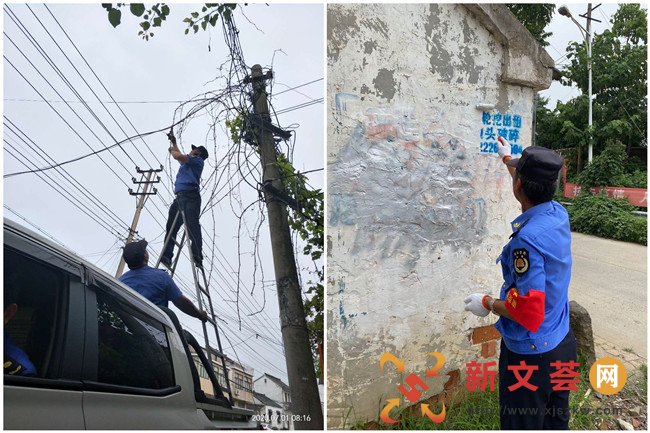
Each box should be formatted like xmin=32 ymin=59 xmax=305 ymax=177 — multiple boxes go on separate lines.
xmin=563 ymin=182 xmax=648 ymax=208
xmin=562 ymin=168 xmax=648 ymax=208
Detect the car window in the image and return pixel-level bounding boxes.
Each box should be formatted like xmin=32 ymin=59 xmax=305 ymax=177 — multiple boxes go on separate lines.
xmin=4 ymin=246 xmax=66 ymax=379
xmin=96 ymin=291 xmax=175 ymax=389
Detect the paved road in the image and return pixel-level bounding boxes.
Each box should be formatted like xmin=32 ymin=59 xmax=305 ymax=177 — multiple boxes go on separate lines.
xmin=569 ymin=232 xmax=647 ymax=361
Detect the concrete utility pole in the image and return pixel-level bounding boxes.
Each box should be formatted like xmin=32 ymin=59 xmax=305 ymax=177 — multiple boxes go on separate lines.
xmin=586 ymin=3 xmax=593 ymax=164
xmin=115 ymin=166 xmax=162 ymax=277
xmin=249 ymin=64 xmax=324 ymax=430
xmin=559 ymin=3 xmax=601 ymax=164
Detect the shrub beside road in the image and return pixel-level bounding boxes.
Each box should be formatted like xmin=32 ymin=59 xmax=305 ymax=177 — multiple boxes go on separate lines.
xmin=566 ymin=193 xmax=647 ymax=245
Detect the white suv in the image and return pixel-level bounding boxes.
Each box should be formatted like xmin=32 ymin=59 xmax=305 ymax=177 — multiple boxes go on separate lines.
xmin=4 ymin=218 xmax=255 ymax=429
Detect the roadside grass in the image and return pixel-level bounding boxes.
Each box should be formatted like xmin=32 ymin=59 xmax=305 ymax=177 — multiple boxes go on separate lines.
xmin=640 ymin=364 xmax=647 ymax=398
xmin=621 ymin=363 xmax=647 ymax=404
xmin=350 ymin=386 xmax=500 ymax=430
xmin=568 ymin=354 xmax=614 ymax=429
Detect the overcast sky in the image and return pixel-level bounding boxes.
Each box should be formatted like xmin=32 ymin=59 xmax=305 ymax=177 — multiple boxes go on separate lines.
xmin=539 ymin=2 xmax=645 ymax=109
xmin=3 ymin=3 xmax=324 ymax=384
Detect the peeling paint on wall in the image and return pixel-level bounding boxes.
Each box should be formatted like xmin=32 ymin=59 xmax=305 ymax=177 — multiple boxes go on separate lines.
xmin=329 ymin=106 xmax=488 ymax=268
xmin=372 ymin=69 xmax=397 ymax=101
xmin=425 ymin=5 xmax=454 ymax=82
xmin=363 ymin=40 xmax=378 ymax=55
xmin=327 ymin=8 xmax=360 ymax=62
xmin=327 ymin=3 xmax=552 ymax=428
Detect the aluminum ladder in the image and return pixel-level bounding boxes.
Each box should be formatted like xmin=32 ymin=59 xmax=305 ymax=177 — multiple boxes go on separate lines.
xmin=155 ymin=208 xmax=233 ymax=406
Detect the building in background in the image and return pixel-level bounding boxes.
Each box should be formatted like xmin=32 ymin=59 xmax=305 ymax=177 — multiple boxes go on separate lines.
xmin=254 ymin=373 xmax=293 ymax=429
xmin=193 ymin=351 xmax=254 ymax=409
xmin=327 ymin=3 xmax=554 ymax=427
xmin=252 ymin=392 xmax=287 ymax=430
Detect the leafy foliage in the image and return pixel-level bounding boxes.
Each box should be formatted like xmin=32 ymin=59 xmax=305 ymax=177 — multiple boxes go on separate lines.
xmin=615 ymin=169 xmax=648 ymax=189
xmin=576 ymin=140 xmax=626 ymax=189
xmin=506 ymin=4 xmax=555 ymax=47
xmin=275 ymin=154 xmax=324 ymax=375
xmin=559 ymin=4 xmax=647 ymax=156
xmin=536 ymin=4 xmax=647 ymax=185
xmin=567 ymin=193 xmax=647 ymax=245
xmin=101 ymin=3 xmax=237 ymax=40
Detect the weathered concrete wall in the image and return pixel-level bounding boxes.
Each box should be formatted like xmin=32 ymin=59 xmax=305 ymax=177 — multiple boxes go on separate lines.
xmin=327 ymin=4 xmax=553 ymax=428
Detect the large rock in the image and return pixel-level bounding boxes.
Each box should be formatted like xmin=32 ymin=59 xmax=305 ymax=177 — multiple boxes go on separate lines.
xmin=569 ymin=300 xmax=596 ymax=366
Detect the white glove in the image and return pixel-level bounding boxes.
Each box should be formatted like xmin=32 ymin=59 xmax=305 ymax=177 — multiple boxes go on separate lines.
xmin=464 ymin=293 xmax=490 ymax=317
xmin=497 ymin=136 xmax=511 ymax=160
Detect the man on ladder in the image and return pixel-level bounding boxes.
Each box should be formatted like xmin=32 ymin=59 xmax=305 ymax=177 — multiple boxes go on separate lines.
xmin=154 ymin=131 xmax=234 ymax=406
xmin=120 ymin=240 xmax=208 ymax=322
xmin=161 ymin=130 xmax=209 ymax=270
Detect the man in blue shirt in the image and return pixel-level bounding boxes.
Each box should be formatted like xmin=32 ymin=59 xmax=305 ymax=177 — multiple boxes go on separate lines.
xmin=464 ymin=137 xmax=576 ymax=429
xmin=4 ymin=293 xmax=37 ymax=377
xmin=120 ymin=240 xmax=208 ymax=322
xmin=160 ymin=131 xmax=209 ymax=269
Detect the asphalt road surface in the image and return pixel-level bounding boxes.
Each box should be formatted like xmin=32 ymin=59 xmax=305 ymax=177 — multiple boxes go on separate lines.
xmin=569 ymin=231 xmax=647 ymax=358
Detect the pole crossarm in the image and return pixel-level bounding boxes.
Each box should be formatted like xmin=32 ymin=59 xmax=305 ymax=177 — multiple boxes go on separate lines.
xmin=115 ymin=166 xmax=160 ymax=277
xmin=246 ymin=113 xmax=292 ymax=140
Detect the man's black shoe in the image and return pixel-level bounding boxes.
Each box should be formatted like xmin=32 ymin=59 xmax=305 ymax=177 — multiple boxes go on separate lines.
xmin=193 ymin=256 xmax=204 ymax=269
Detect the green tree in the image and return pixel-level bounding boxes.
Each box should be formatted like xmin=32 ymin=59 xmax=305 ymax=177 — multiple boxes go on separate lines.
xmin=534 ymin=95 xmax=563 ymax=148
xmin=101 ymin=3 xmax=237 ymax=40
xmin=576 ymin=140 xmax=626 ymax=189
xmin=506 ymin=4 xmax=555 ymax=47
xmin=562 ymin=4 xmax=647 ymax=155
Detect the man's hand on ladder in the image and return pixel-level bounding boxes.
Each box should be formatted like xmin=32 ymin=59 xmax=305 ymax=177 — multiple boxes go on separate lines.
xmin=198 ymin=310 xmax=208 ymax=322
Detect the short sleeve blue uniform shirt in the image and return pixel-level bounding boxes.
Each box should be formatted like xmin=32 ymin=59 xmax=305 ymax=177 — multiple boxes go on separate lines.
xmin=174 ymin=155 xmax=204 ymax=193
xmin=494 ymin=200 xmax=572 ymax=355
xmin=4 ymin=332 xmax=37 ymax=376
xmin=119 ymin=265 xmax=183 ymax=308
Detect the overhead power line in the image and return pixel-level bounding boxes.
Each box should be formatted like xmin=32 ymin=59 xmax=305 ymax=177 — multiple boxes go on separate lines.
xmin=275 ymin=98 xmax=324 ymax=115
xmin=3 ymin=77 xmax=324 ymax=105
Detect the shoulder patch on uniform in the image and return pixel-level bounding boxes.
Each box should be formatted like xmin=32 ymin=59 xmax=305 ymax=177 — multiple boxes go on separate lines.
xmin=513 ymin=248 xmax=529 ymax=274
xmin=4 ymin=357 xmax=24 ymax=375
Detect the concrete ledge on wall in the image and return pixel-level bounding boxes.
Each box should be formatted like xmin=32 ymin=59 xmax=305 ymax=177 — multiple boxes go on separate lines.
xmin=463 ymin=4 xmax=555 ymax=91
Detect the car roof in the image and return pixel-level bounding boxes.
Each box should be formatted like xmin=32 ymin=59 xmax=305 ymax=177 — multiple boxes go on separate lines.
xmin=4 ymin=217 xmax=171 ymax=325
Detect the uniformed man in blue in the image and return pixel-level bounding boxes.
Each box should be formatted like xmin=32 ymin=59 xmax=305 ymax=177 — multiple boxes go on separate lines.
xmin=4 ymin=291 xmax=37 ymax=377
xmin=464 ymin=137 xmax=576 ymax=429
xmin=120 ymin=240 xmax=208 ymax=322
xmin=161 ymin=131 xmax=209 ymax=269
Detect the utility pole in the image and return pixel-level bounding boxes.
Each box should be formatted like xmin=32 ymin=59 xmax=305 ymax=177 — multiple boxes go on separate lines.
xmin=586 ymin=3 xmax=593 ymax=164
xmin=248 ymin=64 xmax=324 ymax=430
xmin=559 ymin=4 xmax=601 ymax=165
xmin=115 ymin=166 xmax=162 ymax=277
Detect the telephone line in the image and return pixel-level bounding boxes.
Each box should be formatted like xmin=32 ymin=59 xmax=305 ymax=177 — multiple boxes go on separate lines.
xmin=4 ymin=6 xmax=139 ymax=168
xmin=4 ymin=116 xmax=131 ymax=231
xmin=42 ymin=4 xmax=174 ymax=197
xmin=4 ymin=140 xmax=126 ymax=239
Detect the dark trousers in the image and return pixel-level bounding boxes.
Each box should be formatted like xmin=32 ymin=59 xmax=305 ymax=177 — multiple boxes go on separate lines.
xmin=499 ymin=330 xmax=577 ymax=430
xmin=162 ymin=190 xmax=203 ymax=262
